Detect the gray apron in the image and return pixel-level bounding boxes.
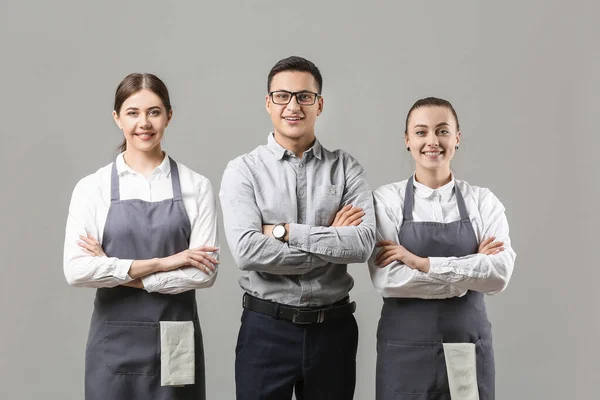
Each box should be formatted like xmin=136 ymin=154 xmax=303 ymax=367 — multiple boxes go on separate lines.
xmin=376 ymin=177 xmax=494 ymax=400
xmin=85 ymin=157 xmax=205 ymax=400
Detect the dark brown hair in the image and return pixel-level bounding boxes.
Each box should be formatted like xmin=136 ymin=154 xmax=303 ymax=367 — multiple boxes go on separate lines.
xmin=114 ymin=73 xmax=172 ymax=153
xmin=267 ymin=56 xmax=323 ymax=94
xmin=405 ymin=97 xmax=460 ymax=134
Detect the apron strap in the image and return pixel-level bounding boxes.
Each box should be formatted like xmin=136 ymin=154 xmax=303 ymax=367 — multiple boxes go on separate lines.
xmin=454 ymin=182 xmax=470 ymax=220
xmin=110 ymin=161 xmax=120 ymax=202
xmin=169 ymin=157 xmax=183 ymax=201
xmin=403 ymin=176 xmax=415 ymax=221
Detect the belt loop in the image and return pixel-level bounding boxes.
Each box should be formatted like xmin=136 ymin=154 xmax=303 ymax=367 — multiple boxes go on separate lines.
xmin=242 ymin=293 xmax=248 ymax=308
xmin=273 ymin=303 xmax=280 ymax=320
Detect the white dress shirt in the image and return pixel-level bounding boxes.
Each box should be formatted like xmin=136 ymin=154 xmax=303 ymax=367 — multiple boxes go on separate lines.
xmin=368 ymin=174 xmax=516 ymax=299
xmin=63 ymin=153 xmax=219 ymax=294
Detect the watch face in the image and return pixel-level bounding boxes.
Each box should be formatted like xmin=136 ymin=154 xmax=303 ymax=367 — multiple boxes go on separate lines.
xmin=273 ymin=224 xmax=285 ymax=239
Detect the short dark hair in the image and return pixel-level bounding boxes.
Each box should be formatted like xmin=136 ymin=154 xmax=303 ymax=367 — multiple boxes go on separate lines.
xmin=113 ymin=73 xmax=172 ymax=153
xmin=267 ymin=56 xmax=323 ymax=94
xmin=405 ymin=97 xmax=460 ymax=133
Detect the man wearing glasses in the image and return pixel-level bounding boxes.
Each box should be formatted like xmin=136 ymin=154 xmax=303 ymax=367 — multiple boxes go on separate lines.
xmin=220 ymin=56 xmax=375 ymax=399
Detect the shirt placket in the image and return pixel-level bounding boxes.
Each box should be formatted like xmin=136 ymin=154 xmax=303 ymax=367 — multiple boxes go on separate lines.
xmin=294 ymin=153 xmax=311 ymax=306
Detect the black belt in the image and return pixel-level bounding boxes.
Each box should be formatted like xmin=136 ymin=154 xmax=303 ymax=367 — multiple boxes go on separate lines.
xmin=242 ymin=293 xmax=356 ymax=324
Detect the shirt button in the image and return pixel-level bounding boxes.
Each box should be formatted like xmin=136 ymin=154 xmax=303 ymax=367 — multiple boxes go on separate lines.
xmin=299 ymin=164 xmax=304 ymax=168
xmin=329 ymin=188 xmax=336 ymax=195
xmin=299 ymin=190 xmax=305 ymax=195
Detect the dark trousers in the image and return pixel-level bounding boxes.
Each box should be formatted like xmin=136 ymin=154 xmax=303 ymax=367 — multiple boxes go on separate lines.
xmin=235 ymin=308 xmax=359 ymax=400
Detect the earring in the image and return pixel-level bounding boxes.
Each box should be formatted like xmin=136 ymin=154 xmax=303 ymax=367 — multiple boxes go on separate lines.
xmin=406 ymin=147 xmax=410 ymax=151
xmin=455 ymin=145 xmax=459 ymax=150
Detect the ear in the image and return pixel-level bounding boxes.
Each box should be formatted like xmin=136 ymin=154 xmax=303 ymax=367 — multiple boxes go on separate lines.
xmin=316 ymin=96 xmax=324 ymax=116
xmin=265 ymin=93 xmax=272 ymax=115
xmin=456 ymin=130 xmax=461 ymax=146
xmin=404 ymin=132 xmax=410 ymax=148
xmin=112 ymin=110 xmax=122 ymax=130
xmin=165 ymin=109 xmax=173 ymax=127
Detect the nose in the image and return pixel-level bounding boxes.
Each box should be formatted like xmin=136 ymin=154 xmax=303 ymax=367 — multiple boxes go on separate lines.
xmin=286 ymin=95 xmax=301 ymax=111
xmin=426 ymin=135 xmax=439 ymax=147
xmin=139 ymin=113 xmax=151 ymax=128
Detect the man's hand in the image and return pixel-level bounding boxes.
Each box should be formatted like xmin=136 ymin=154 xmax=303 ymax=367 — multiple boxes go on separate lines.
xmin=331 ymin=205 xmax=364 ymax=227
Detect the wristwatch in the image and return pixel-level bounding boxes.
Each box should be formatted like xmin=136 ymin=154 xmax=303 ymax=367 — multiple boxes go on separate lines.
xmin=272 ymin=223 xmax=287 ymax=242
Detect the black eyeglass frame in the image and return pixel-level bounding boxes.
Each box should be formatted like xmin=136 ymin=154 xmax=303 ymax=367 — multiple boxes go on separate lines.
xmin=268 ymin=90 xmax=321 ymax=105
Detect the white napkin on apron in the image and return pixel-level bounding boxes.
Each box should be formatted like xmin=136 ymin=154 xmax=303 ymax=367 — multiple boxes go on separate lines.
xmin=160 ymin=321 xmax=195 ymax=386
xmin=443 ymin=343 xmax=480 ymax=400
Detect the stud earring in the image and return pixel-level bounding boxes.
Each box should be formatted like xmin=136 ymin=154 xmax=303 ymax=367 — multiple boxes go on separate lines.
xmin=455 ymin=145 xmax=459 ymax=150
xmin=406 ymin=147 xmax=410 ymax=151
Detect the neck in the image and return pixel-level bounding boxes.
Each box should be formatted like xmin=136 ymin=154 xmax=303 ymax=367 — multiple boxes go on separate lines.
xmin=273 ymin=132 xmax=315 ymax=158
xmin=414 ymin=166 xmax=452 ymax=189
xmin=123 ymin=146 xmax=165 ymax=177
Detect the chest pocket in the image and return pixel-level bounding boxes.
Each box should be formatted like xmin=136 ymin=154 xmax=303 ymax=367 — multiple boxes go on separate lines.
xmin=314 ymin=184 xmax=344 ymax=226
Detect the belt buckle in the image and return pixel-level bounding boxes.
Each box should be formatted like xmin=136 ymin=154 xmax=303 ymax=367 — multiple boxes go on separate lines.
xmin=292 ymin=309 xmax=325 ymax=324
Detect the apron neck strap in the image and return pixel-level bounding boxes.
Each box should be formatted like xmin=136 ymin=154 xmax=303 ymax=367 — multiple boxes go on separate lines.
xmin=454 ymin=182 xmax=470 ymax=220
xmin=110 ymin=161 xmax=120 ymax=201
xmin=403 ymin=176 xmax=415 ymax=221
xmin=168 ymin=157 xmax=183 ymax=200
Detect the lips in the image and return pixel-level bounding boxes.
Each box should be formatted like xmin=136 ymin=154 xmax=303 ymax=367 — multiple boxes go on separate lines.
xmin=422 ymin=150 xmax=444 ymax=158
xmin=134 ymin=132 xmax=156 ymax=140
xmin=283 ymin=116 xmax=304 ymax=123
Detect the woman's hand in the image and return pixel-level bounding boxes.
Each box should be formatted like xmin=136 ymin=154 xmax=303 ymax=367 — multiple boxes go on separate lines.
xmin=78 ymin=234 xmax=106 ymax=257
xmin=159 ymin=246 xmax=219 ymax=274
xmin=478 ymin=236 xmax=504 ymax=255
xmin=375 ymin=240 xmax=430 ymax=272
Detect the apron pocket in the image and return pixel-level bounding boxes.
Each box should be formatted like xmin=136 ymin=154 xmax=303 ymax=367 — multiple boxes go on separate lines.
xmin=103 ymin=320 xmax=159 ymax=376
xmin=383 ymin=340 xmax=449 ymax=395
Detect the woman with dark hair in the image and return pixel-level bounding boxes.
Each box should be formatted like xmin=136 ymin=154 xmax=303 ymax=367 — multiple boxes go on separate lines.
xmin=63 ymin=73 xmax=218 ymax=399
xmin=369 ymin=97 xmax=516 ymax=399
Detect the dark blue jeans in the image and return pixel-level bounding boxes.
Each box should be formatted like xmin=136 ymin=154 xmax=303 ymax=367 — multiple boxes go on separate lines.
xmin=235 ymin=308 xmax=359 ymax=400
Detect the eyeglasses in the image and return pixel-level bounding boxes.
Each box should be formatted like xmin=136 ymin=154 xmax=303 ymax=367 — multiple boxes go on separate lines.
xmin=269 ymin=90 xmax=320 ymax=105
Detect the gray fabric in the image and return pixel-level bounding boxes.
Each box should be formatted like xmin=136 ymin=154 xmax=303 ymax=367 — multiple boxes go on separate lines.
xmin=85 ymin=157 xmax=205 ymax=400
xmin=220 ymin=133 xmax=375 ymax=307
xmin=376 ymin=176 xmax=495 ymax=400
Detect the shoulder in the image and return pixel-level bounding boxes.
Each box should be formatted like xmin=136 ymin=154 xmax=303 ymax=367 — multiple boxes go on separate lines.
xmin=174 ymin=160 xmax=214 ymax=194
xmin=373 ymin=179 xmax=409 ymax=207
xmin=69 ymin=162 xmax=112 ymax=206
xmin=455 ymin=179 xmax=505 ymax=215
xmin=224 ymin=144 xmax=267 ymax=174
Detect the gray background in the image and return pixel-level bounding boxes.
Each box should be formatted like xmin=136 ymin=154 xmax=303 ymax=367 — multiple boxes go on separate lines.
xmin=1 ymin=0 xmax=597 ymax=398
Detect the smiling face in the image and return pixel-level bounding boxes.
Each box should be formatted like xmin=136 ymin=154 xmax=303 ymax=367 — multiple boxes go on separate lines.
xmin=405 ymin=105 xmax=461 ymax=174
xmin=112 ymin=89 xmax=172 ymax=155
xmin=266 ymin=71 xmax=323 ymax=146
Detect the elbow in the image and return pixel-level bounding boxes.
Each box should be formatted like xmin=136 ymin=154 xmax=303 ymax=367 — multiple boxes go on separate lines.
xmin=64 ymin=263 xmax=85 ymax=287
xmin=195 ymin=269 xmax=218 ymax=289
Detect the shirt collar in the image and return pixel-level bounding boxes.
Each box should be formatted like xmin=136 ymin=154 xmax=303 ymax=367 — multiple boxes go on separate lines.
xmin=412 ymin=172 xmax=456 ymax=200
xmin=266 ymin=132 xmax=323 ymax=161
xmin=116 ymin=152 xmax=171 ymax=177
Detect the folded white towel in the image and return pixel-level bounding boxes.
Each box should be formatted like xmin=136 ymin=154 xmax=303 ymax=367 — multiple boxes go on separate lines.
xmin=443 ymin=342 xmax=479 ymax=400
xmin=160 ymin=321 xmax=195 ymax=386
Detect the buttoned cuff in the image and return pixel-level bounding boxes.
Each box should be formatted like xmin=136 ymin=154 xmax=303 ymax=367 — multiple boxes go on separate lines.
xmin=114 ymin=259 xmax=134 ymax=282
xmin=141 ymin=273 xmax=159 ymax=293
xmin=288 ymin=223 xmax=311 ymax=251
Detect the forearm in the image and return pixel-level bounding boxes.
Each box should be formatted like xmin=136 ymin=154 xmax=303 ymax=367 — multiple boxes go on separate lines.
xmin=427 ymin=249 xmax=516 ymax=294
xmin=369 ymin=260 xmax=464 ymax=299
xmin=288 ymin=224 xmax=376 ymax=264
xmin=230 ymin=230 xmax=325 ymax=274
xmin=141 ymin=267 xmax=218 ymax=294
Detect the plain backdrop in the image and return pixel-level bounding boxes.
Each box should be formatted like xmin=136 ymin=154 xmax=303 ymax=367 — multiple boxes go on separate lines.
xmin=1 ymin=1 xmax=598 ymax=399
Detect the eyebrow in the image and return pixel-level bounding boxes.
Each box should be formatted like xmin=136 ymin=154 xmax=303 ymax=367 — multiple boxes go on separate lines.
xmin=413 ymin=122 xmax=451 ymax=129
xmin=124 ymin=106 xmax=162 ymax=111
